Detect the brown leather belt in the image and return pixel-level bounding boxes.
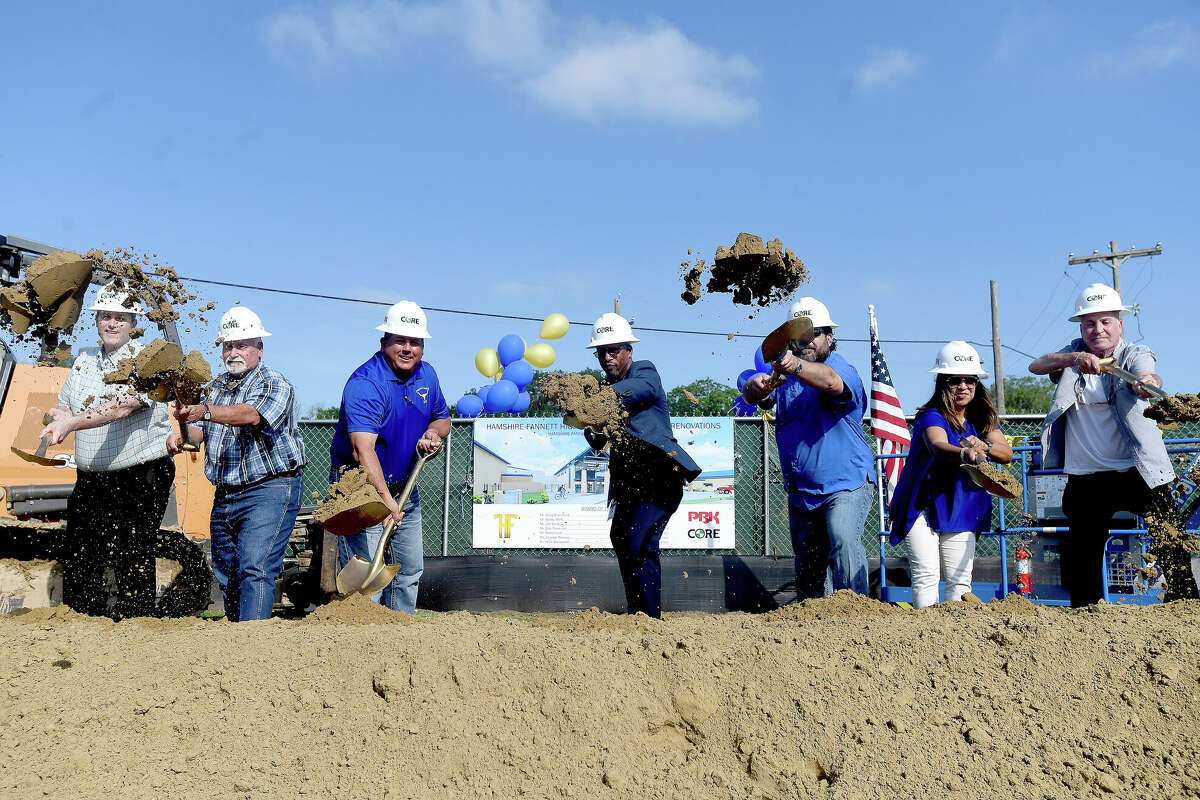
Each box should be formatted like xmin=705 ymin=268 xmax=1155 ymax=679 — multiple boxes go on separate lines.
xmin=216 ymin=469 xmax=299 ymax=496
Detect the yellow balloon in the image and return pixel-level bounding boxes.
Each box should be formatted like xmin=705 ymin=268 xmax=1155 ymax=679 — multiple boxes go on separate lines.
xmin=525 ymin=342 xmax=556 ymax=368
xmin=475 ymin=348 xmax=500 ymax=378
xmin=540 ymin=313 xmax=569 ymax=340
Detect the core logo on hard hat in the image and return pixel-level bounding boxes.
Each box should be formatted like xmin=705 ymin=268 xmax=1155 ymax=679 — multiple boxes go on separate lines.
xmin=953 ymin=355 xmax=972 ymax=362
xmin=221 ymin=320 xmax=239 ymax=330
xmin=400 ymin=316 xmax=422 ymax=325
xmin=596 ymin=326 xmax=613 ymax=334
xmin=1086 ymin=294 xmax=1105 ymax=302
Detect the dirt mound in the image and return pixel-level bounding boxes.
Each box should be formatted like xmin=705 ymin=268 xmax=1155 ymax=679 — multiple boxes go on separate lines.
xmin=303 ymin=592 xmax=417 ymax=625
xmin=541 ymin=371 xmax=627 ymax=439
xmin=1145 ymin=393 xmax=1200 ymax=426
xmin=4 ymin=600 xmax=1200 ymax=799
xmin=681 ymin=233 xmax=809 ymax=308
xmin=764 ymin=589 xmax=908 ymax=622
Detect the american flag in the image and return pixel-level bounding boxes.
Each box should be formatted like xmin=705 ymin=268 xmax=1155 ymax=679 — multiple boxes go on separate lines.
xmin=868 ymin=305 xmax=909 ymax=496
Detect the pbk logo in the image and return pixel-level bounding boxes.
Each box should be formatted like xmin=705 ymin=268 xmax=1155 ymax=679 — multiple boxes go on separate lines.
xmin=688 ymin=511 xmax=720 ymax=524
xmin=493 ymin=513 xmax=519 ymax=539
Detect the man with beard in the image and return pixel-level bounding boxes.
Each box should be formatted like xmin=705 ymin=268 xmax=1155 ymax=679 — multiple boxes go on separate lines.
xmin=170 ymin=306 xmax=305 ymax=621
xmin=40 ymin=283 xmax=175 ymax=619
xmin=1030 ymin=283 xmax=1174 ymax=606
xmin=741 ymin=297 xmax=873 ymax=600
xmin=329 ymin=301 xmax=449 ymax=613
xmin=574 ymin=312 xmax=701 ymax=618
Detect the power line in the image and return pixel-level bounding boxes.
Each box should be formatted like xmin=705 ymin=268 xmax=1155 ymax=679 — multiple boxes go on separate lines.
xmin=179 ymin=274 xmax=1036 ymax=359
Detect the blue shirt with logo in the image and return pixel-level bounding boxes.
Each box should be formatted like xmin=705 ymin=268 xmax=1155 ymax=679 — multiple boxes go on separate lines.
xmin=773 ymin=351 xmax=873 ymax=509
xmin=330 ymin=354 xmax=449 ymax=485
xmin=888 ymin=408 xmax=992 ymax=542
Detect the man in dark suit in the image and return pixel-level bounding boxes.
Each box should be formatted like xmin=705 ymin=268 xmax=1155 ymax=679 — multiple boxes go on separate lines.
xmin=575 ymin=312 xmax=701 ymax=618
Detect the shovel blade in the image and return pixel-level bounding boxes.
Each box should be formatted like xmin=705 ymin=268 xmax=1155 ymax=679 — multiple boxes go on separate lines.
xmin=318 ymin=502 xmax=391 ymax=537
xmin=761 ymin=317 xmax=815 ymax=363
xmin=335 ymin=554 xmax=373 ymax=595
xmin=359 ymin=563 xmax=403 ymax=595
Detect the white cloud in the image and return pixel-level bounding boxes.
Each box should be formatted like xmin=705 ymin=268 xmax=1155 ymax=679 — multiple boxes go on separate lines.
xmin=261 ymin=2 xmax=758 ymax=125
xmin=1088 ymin=20 xmax=1197 ymax=76
xmin=525 ymin=25 xmax=759 ymax=124
xmin=852 ymin=47 xmax=918 ymax=92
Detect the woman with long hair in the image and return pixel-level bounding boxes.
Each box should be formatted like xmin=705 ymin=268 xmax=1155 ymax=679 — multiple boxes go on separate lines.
xmin=888 ymin=341 xmax=1013 ymax=608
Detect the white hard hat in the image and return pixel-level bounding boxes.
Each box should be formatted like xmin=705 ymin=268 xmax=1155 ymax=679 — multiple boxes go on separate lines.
xmin=788 ymin=296 xmax=838 ymax=328
xmin=219 ymin=306 xmax=272 ymax=341
xmin=377 ymin=300 xmax=432 ymax=338
xmin=1068 ymin=283 xmax=1129 ymax=322
xmin=586 ymin=312 xmax=639 ymax=348
xmin=930 ymin=340 xmax=988 ymax=378
xmin=88 ymin=283 xmax=145 ymax=315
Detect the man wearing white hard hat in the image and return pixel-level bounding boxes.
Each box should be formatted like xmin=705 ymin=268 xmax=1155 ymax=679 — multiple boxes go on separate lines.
xmin=742 ymin=297 xmax=873 ymax=600
xmin=1030 ymin=283 xmax=1174 ymax=607
xmin=170 ymin=306 xmax=307 ymax=621
xmin=328 ymin=301 xmax=449 ymax=613
xmin=576 ymin=312 xmax=700 ymax=618
xmin=40 ymin=283 xmax=175 ymax=619
xmin=888 ymin=342 xmax=1013 ymax=608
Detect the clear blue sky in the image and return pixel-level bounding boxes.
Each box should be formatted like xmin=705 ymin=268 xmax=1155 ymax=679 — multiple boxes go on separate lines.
xmin=5 ymin=1 xmax=1198 ymax=414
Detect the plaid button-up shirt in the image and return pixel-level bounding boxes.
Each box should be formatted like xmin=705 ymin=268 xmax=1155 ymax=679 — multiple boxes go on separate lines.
xmin=59 ymin=342 xmax=171 ymax=472
xmin=198 ymin=361 xmax=306 ymax=489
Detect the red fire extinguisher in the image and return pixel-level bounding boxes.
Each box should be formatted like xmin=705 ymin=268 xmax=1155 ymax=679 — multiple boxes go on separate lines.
xmin=1016 ymin=545 xmax=1033 ymax=595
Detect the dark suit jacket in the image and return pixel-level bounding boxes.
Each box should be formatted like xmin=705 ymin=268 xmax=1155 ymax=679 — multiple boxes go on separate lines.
xmin=584 ymin=360 xmax=702 ymax=482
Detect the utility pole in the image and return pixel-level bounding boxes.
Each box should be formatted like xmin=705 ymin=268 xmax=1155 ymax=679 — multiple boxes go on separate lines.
xmin=1067 ymin=240 xmax=1162 ymax=296
xmin=990 ymin=280 xmax=1005 ymax=415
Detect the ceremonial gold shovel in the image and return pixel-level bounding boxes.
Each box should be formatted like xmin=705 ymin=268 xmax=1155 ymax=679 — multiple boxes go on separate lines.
xmin=759 ymin=316 xmax=815 ymax=389
xmin=335 ymin=446 xmax=442 ymax=595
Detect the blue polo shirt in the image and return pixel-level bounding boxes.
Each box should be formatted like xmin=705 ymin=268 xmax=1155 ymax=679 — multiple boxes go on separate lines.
xmin=888 ymin=408 xmax=992 ymax=543
xmin=329 ymin=354 xmax=449 ymax=485
xmin=773 ymin=351 xmax=873 ymax=509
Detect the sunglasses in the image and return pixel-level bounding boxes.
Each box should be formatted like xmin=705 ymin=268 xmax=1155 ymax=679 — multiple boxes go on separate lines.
xmin=946 ymin=376 xmax=978 ymax=386
xmin=594 ymin=346 xmax=627 ymax=357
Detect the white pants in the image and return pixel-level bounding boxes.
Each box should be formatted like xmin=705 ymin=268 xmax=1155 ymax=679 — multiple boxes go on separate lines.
xmin=907 ymin=512 xmax=976 ymax=609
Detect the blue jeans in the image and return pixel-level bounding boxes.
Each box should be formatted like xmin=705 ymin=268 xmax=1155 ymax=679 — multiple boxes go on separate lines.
xmin=788 ymin=482 xmax=871 ymax=600
xmin=210 ymin=474 xmax=302 ymax=622
xmin=338 ymin=487 xmax=423 ymax=613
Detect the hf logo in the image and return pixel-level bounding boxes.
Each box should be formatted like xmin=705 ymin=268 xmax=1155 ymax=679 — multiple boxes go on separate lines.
xmin=493 ymin=513 xmax=519 ymax=539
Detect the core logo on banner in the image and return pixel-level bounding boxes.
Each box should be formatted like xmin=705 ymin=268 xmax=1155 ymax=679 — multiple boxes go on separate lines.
xmin=493 ymin=513 xmax=519 ymax=539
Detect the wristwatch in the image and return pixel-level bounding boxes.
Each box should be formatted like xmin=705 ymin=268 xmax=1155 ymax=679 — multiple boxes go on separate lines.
xmin=201 ymin=403 xmax=212 ymax=421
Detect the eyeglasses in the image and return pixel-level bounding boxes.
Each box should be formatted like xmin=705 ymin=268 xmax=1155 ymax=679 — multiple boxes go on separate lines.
xmin=594 ymin=346 xmax=626 ymax=357
xmin=946 ymin=376 xmax=978 ymax=386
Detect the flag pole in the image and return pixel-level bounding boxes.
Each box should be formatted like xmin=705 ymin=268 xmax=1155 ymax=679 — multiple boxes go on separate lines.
xmin=869 ymin=305 xmax=887 ymax=532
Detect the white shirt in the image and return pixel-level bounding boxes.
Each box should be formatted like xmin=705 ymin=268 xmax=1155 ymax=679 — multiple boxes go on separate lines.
xmin=1063 ymin=373 xmax=1134 ymax=475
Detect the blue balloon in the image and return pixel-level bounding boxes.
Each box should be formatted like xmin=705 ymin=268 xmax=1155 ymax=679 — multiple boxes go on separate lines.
xmin=497 ymin=334 xmax=525 ymax=367
xmin=484 ymin=379 xmax=519 ymax=413
xmin=502 ymin=360 xmax=534 ymax=390
xmin=736 ymin=368 xmax=758 ymax=391
xmin=456 ymin=394 xmax=483 ymax=418
xmin=753 ymin=346 xmax=768 ymax=374
xmin=476 ymin=384 xmax=491 ymax=406
xmin=511 ymin=391 xmax=531 ymax=413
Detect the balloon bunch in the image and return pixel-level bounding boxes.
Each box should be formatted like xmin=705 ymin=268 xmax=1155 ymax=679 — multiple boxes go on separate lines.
xmin=456 ymin=313 xmax=569 ymax=417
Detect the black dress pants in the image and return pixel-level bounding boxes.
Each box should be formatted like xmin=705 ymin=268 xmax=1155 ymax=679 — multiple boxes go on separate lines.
xmin=1060 ymin=468 xmax=1152 ymax=608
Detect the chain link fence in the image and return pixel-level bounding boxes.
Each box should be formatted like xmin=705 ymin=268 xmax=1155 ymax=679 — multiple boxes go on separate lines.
xmin=297 ymin=415 xmax=1200 ymax=561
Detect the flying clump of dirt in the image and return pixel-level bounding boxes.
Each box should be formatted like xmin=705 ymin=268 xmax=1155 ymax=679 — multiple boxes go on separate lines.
xmin=85 ymin=246 xmax=209 ymax=330
xmin=1141 ymin=491 xmax=1200 ymax=603
xmin=541 ymin=372 xmax=627 ymax=440
xmin=103 ymin=339 xmax=212 ymax=403
xmin=312 ymin=467 xmax=382 ymax=526
xmin=681 ymin=233 xmax=809 ymax=308
xmin=0 ymin=251 xmax=95 ymax=359
xmin=1144 ymin=393 xmax=1200 ymax=428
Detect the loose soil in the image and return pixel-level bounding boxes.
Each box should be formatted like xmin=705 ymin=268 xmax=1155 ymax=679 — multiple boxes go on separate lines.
xmin=0 ymin=251 xmax=94 ymax=354
xmin=1145 ymin=393 xmax=1200 ymax=426
xmin=3 ymin=593 xmax=1200 ymax=798
xmin=103 ymin=339 xmax=211 ymax=403
xmin=681 ymin=233 xmax=809 ymax=308
xmin=541 ymin=372 xmax=627 ymax=440
xmin=312 ymin=467 xmax=383 ymax=524
xmin=974 ymin=460 xmax=1024 ymax=497
xmin=1142 ymin=491 xmax=1200 ymax=603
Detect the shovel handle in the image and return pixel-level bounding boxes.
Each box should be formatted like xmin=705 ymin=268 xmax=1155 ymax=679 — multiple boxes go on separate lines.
xmin=177 ymin=418 xmax=200 ymax=452
xmin=1097 ymin=358 xmax=1168 ymax=399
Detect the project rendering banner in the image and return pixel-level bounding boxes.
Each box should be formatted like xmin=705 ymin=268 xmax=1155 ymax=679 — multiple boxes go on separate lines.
xmin=471 ymin=417 xmax=735 ymax=549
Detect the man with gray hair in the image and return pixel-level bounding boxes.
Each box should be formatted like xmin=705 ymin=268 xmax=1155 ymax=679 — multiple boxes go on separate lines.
xmin=40 ymin=283 xmax=174 ymax=619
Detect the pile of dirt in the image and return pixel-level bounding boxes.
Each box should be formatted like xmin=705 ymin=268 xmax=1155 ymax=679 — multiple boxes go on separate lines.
xmin=4 ymin=594 xmax=1200 ymax=799
xmin=681 ymin=233 xmax=808 ymax=307
xmin=103 ymin=339 xmax=211 ymax=402
xmin=0 ymin=251 xmax=94 ymax=360
xmin=312 ymin=467 xmax=381 ymax=525
xmin=974 ymin=460 xmax=1024 ymax=497
xmin=541 ymin=372 xmax=627 ymax=439
xmin=303 ymin=592 xmax=416 ymax=625
xmin=1145 ymin=393 xmax=1200 ymax=426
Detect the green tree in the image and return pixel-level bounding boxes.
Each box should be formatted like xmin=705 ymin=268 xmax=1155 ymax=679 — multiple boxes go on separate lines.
xmin=307 ymin=405 xmax=338 ymax=420
xmin=666 ymin=378 xmax=738 ymax=416
xmin=991 ymin=375 xmax=1054 ymax=415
